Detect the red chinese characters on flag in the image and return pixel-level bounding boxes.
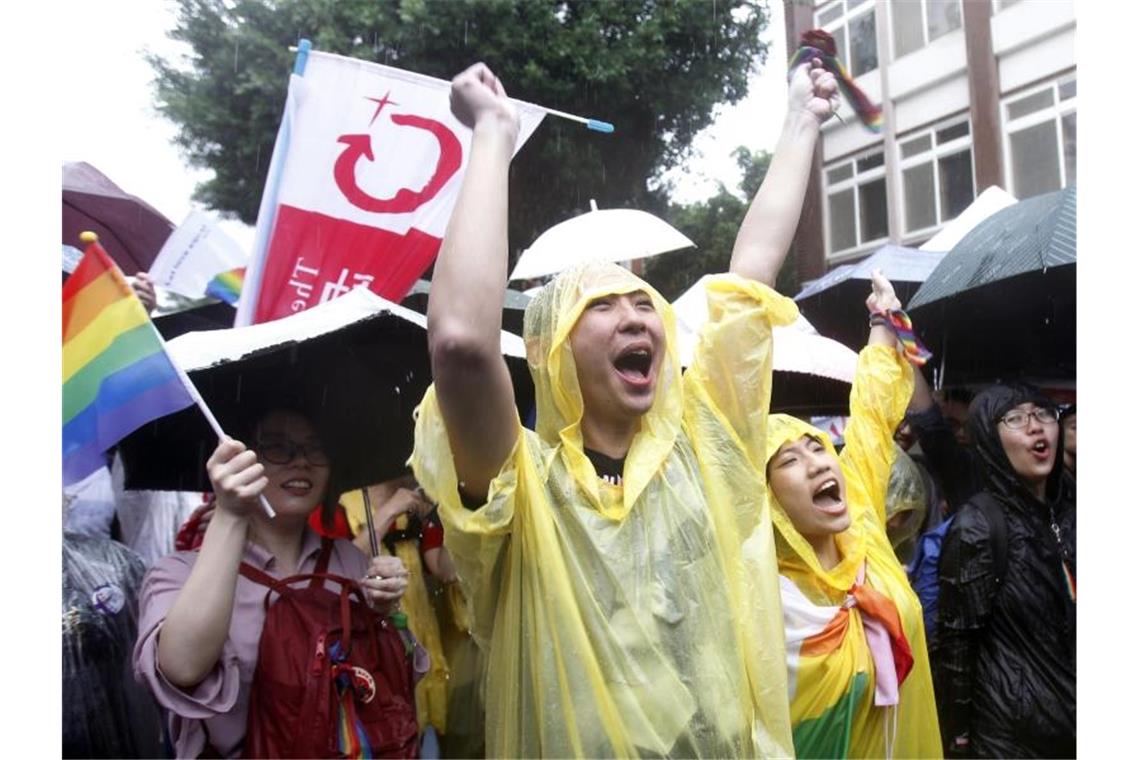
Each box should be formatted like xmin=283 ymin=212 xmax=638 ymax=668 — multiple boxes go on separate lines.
xmin=237 ymin=52 xmax=546 ymax=325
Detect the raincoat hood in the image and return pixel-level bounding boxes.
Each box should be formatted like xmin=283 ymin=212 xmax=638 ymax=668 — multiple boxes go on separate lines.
xmin=764 ymin=414 xmax=868 ymax=592
xmin=966 ymin=383 xmax=1065 ymax=506
xmin=885 ymin=445 xmax=928 ymax=563
xmin=523 ymin=261 xmax=682 ymax=519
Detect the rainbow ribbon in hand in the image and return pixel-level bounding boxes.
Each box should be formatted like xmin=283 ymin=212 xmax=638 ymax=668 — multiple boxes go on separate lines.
xmin=874 ymin=309 xmax=933 ymax=366
xmin=788 ymin=29 xmax=883 ymax=132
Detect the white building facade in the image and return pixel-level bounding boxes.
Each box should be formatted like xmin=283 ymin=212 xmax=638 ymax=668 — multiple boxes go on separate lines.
xmin=785 ymin=0 xmax=1075 ymax=274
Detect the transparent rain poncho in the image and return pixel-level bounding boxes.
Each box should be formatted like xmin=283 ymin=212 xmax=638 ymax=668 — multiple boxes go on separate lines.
xmin=885 ymin=445 xmax=929 ymax=567
xmin=412 ymin=263 xmax=797 ymax=757
xmin=62 ymin=533 xmax=163 ymax=758
xmin=764 ymin=346 xmax=941 ymax=758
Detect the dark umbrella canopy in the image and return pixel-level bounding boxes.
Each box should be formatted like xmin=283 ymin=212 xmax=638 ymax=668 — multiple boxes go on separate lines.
xmin=794 ymin=245 xmax=945 ymax=349
xmin=63 ymin=162 xmax=175 ymax=274
xmin=119 ymin=290 xmax=534 ymax=494
xmin=401 ymin=279 xmax=532 ymax=336
xmin=907 ymin=186 xmax=1076 ymax=386
xmin=770 ymin=372 xmax=854 ymax=417
xmin=908 ymin=185 xmax=1076 ymax=309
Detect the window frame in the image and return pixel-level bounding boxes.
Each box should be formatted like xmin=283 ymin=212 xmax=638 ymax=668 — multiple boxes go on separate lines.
xmin=896 ymin=114 xmax=977 ymax=238
xmin=888 ymin=0 xmax=964 ymax=61
xmin=823 ymin=144 xmax=890 ymax=259
xmin=815 ymin=0 xmax=880 ymax=79
xmin=1000 ymin=72 xmax=1077 ymax=199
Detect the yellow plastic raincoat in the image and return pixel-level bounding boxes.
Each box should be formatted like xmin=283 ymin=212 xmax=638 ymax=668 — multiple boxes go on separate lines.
xmin=411 ymin=263 xmax=797 ymax=757
xmin=765 ymin=345 xmax=941 ymax=758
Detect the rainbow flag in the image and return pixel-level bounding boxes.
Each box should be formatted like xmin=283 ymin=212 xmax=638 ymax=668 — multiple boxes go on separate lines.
xmin=63 ymin=240 xmax=195 ymax=485
xmin=205 ymin=266 xmax=246 ymax=306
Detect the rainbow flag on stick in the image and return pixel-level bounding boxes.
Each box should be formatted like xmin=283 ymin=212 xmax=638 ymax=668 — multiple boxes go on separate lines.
xmin=64 ymin=236 xmax=278 ymax=516
xmin=63 ymin=237 xmax=198 ymax=485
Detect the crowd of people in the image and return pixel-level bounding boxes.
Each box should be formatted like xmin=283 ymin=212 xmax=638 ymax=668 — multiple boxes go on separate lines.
xmin=62 ymin=59 xmax=1075 ymax=759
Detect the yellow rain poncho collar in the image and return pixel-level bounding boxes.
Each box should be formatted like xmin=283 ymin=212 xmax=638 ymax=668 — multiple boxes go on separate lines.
xmin=764 ymin=414 xmax=868 ymax=593
xmin=523 ymin=261 xmax=682 ymax=520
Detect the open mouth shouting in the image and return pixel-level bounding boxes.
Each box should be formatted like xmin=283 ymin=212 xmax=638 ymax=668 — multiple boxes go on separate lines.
xmin=811 ymin=477 xmax=846 ymax=515
xmin=1030 ymin=439 xmax=1052 ymax=462
xmin=612 ymin=343 xmax=655 ymax=389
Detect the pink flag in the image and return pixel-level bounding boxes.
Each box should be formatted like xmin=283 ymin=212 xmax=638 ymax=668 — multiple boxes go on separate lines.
xmin=237 ymin=50 xmax=546 ymax=325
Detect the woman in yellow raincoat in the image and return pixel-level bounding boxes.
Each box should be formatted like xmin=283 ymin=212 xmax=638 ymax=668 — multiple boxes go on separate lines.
xmin=410 ymin=61 xmax=839 ymax=757
xmin=763 ymin=272 xmax=941 ymax=758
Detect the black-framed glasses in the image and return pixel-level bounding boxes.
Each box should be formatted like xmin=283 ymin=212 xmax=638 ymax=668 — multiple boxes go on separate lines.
xmin=998 ymin=407 xmax=1060 ymax=429
xmin=255 ymin=439 xmax=330 ymax=466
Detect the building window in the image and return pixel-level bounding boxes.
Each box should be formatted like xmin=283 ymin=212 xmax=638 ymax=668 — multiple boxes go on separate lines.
xmin=816 ymin=0 xmax=879 ymax=78
xmin=824 ymin=147 xmax=888 ymax=257
xmin=1002 ymin=74 xmax=1077 ymax=199
xmin=898 ymin=116 xmax=975 ymax=235
xmin=890 ymin=0 xmax=962 ymax=60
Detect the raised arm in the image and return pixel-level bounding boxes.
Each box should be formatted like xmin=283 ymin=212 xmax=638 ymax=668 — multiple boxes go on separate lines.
xmin=842 ymin=271 xmax=914 ymax=527
xmin=729 ymin=59 xmax=837 ymax=285
xmin=907 ymin=369 xmax=977 ymax=514
xmin=427 ymin=63 xmax=521 ymax=502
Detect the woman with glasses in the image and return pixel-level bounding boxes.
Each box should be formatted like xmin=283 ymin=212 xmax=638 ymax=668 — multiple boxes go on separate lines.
xmin=133 ymin=408 xmax=419 ymax=758
xmin=935 ymin=385 xmax=1075 ymax=758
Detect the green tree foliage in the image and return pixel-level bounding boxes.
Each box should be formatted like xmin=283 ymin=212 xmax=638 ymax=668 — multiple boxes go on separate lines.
xmin=150 ymin=0 xmax=770 ymax=262
xmin=643 ymin=145 xmax=797 ymax=301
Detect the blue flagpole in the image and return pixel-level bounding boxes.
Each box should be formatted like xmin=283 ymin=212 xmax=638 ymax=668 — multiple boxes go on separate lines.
xmin=293 ymin=38 xmax=311 ymax=75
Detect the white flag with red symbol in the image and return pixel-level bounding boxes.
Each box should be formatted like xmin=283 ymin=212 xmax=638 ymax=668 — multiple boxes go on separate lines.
xmin=236 ymin=51 xmax=546 ymax=325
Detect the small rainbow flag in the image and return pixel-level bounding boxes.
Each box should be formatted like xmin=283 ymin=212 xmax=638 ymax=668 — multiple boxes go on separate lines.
xmin=205 ymin=266 xmax=246 ymax=306
xmin=63 ymin=238 xmax=195 ymax=485
xmin=788 ymin=29 xmax=883 ymax=133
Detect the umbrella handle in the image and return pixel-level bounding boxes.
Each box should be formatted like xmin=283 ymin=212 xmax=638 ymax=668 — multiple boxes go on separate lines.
xmin=361 ymin=487 xmax=380 ymax=558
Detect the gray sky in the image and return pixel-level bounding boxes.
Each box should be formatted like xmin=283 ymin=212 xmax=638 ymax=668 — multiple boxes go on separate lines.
xmin=61 ymin=0 xmax=788 ymax=254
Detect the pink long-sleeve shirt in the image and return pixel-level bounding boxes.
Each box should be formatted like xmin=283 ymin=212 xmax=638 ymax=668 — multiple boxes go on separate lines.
xmin=133 ymin=528 xmax=427 ymax=758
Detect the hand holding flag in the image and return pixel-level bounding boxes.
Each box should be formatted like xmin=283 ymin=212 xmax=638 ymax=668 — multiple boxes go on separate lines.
xmin=64 ymin=234 xmax=275 ymax=516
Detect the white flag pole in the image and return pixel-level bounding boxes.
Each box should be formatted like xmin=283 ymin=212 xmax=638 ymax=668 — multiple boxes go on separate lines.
xmin=284 ymin=41 xmax=615 ymax=133
xmin=162 ymin=356 xmax=277 ymax=518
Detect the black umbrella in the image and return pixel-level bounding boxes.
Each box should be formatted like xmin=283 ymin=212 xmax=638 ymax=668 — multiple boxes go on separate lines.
xmin=119 ymin=290 xmax=533 ymax=494
xmin=907 ymin=185 xmax=1076 ymax=386
xmin=401 ymin=279 xmax=532 ymax=336
xmin=793 ymin=244 xmax=946 ymax=349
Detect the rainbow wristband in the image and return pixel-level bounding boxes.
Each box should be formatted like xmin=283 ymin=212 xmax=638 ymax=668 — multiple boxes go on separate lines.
xmin=871 ymin=308 xmax=932 ymax=366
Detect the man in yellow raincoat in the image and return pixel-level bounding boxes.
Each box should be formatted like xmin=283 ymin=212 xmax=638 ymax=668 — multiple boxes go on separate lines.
xmin=763 ymin=272 xmax=941 ymax=758
xmin=411 ymin=59 xmax=838 ymax=757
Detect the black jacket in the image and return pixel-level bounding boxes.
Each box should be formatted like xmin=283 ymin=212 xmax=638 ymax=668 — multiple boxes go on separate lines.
xmin=908 ymin=403 xmax=982 ymax=514
xmin=934 ymin=384 xmax=1076 ymax=758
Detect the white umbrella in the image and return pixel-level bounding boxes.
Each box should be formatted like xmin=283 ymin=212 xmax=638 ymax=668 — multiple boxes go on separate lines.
xmin=671 ymin=275 xmax=856 ymax=383
xmin=509 ymin=199 xmax=695 ymax=281
xmin=919 ymin=185 xmax=1017 ymax=252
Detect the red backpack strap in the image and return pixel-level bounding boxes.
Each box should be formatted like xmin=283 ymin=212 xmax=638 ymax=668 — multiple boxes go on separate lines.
xmin=238 ymin=561 xmax=279 ymax=589
xmin=238 ymin=538 xmax=336 ymax=589
xmin=310 ymin=538 xmax=335 ymax=586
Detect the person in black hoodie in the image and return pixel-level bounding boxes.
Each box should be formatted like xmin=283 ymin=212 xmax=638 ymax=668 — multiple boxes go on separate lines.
xmin=935 ymin=383 xmax=1076 ymax=758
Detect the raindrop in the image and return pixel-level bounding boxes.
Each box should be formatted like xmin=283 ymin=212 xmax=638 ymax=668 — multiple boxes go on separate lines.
xmin=464 ymin=20 xmax=469 ymax=46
